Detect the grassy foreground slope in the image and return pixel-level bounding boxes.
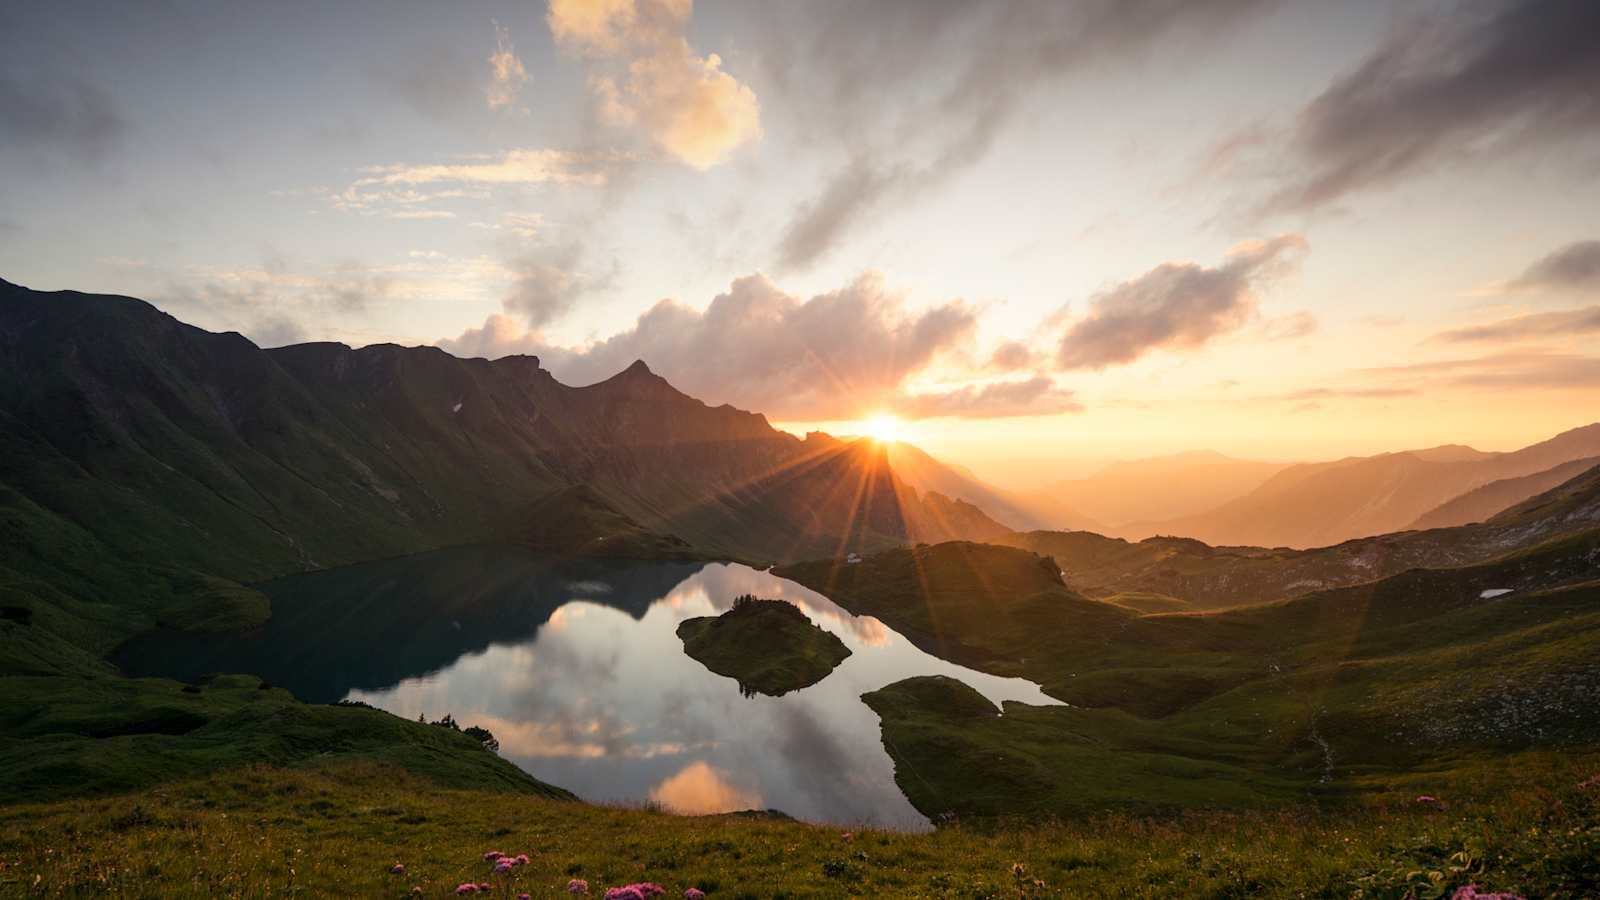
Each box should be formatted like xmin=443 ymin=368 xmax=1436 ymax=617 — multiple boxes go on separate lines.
xmin=1 ymin=759 xmax=1595 ymax=899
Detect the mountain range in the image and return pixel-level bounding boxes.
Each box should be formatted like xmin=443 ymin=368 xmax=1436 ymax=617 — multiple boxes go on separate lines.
xmin=0 ymin=278 xmax=1006 ymax=594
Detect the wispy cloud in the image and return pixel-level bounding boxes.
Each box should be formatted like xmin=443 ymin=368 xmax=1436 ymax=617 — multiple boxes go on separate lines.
xmin=895 ymin=376 xmax=1082 ymax=420
xmin=1433 ymin=306 xmax=1600 ymax=343
xmin=1253 ymin=0 xmax=1600 ymax=214
xmin=1508 ymin=240 xmax=1600 ymax=293
xmin=485 ymin=21 xmax=528 ymax=112
xmin=1055 ymin=234 xmax=1308 ymax=370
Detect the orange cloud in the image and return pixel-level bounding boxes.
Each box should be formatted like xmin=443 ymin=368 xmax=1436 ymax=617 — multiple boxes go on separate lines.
xmin=548 ymin=0 xmax=760 ymax=169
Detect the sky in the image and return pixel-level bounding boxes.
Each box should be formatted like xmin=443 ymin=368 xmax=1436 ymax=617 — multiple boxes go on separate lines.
xmin=2 ymin=0 xmax=1598 ymax=470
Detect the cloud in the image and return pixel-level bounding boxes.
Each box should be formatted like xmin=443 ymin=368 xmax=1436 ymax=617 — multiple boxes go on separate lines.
xmin=1356 ymin=351 xmax=1600 ymax=391
xmin=765 ymin=0 xmax=1272 ymax=269
xmin=1263 ymin=387 xmax=1418 ymax=403
xmin=895 ymin=376 xmax=1082 ymax=420
xmin=1433 ymin=306 xmax=1600 ymax=343
xmin=385 ymin=41 xmax=480 ymax=122
xmin=443 ymin=271 xmax=982 ymax=419
xmin=157 ymin=262 xmax=400 ymax=347
xmin=987 ymin=340 xmax=1040 ymax=371
xmin=501 ymin=243 xmax=610 ymax=329
xmin=1509 ymin=240 xmax=1600 ymax=292
xmin=486 ymin=22 xmax=529 ymax=112
xmin=1258 ymin=0 xmax=1600 ymax=214
xmin=548 ymin=0 xmax=761 ymax=169
xmin=1056 ymin=234 xmax=1307 ymax=370
xmin=0 ymin=67 xmax=125 ymax=162
xmin=1256 ymin=310 xmax=1318 ymax=340
xmin=355 ymin=148 xmax=620 ymax=189
xmin=648 ymin=761 xmax=761 ymax=815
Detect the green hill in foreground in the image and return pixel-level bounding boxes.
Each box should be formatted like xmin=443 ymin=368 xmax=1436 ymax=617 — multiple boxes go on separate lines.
xmin=677 ymin=596 xmax=851 ymax=696
xmin=1 ymin=756 xmax=1594 ymax=898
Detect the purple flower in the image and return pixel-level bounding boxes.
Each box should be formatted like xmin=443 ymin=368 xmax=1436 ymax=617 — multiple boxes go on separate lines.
xmin=483 ymin=851 xmax=505 ymax=862
xmin=1414 ymin=794 xmax=1442 ymax=806
xmin=456 ymin=884 xmax=480 ymax=895
xmin=494 ymin=859 xmax=515 ymax=873
xmin=1452 ymin=886 xmax=1527 ymax=900
xmin=568 ymin=879 xmax=590 ymax=895
xmin=390 ymin=863 xmax=405 ymax=874
xmin=478 ymin=884 xmax=493 ymax=892
xmin=685 ymin=890 xmax=706 ymax=900
xmin=518 ymin=895 xmax=532 ymax=900
xmin=514 ymin=854 xmax=531 ymax=865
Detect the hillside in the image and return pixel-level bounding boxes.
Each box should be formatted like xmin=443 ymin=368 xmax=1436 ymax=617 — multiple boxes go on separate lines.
xmin=883 ymin=440 xmax=1098 ymax=531
xmin=998 ymin=463 xmax=1600 ymax=608
xmin=1410 ymin=455 xmax=1600 ymax=530
xmin=0 ymin=279 xmax=1004 ymax=576
xmin=1041 ymin=450 xmax=1291 ymax=532
xmin=1132 ymin=425 xmax=1600 ymax=547
xmin=782 ymin=526 xmax=1600 ymax=827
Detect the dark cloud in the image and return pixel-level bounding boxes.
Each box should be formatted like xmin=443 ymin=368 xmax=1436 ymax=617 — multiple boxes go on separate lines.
xmin=381 ymin=41 xmax=481 ymax=122
xmin=1056 ymin=234 xmax=1307 ymax=370
xmin=0 ymin=67 xmax=125 ymax=162
xmin=1260 ymin=0 xmax=1600 ymax=214
xmin=443 ymin=271 xmax=981 ymax=420
xmin=763 ymin=0 xmax=1274 ymax=270
xmin=1509 ymin=240 xmax=1600 ymax=292
xmin=1433 ymin=306 xmax=1600 ymax=343
xmin=895 ymin=376 xmax=1082 ymax=420
xmin=500 ymin=243 xmax=614 ymax=329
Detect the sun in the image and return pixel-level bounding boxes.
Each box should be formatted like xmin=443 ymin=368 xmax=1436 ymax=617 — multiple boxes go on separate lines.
xmin=864 ymin=414 xmax=900 ymax=444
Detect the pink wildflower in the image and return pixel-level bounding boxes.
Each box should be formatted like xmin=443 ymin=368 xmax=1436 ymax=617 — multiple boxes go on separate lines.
xmin=390 ymin=863 xmax=406 ymax=874
xmin=605 ymin=890 xmax=644 ymax=900
xmin=841 ymin=831 xmax=853 ymax=842
xmin=483 ymin=851 xmax=505 ymax=862
xmin=1414 ymin=794 xmax=1442 ymax=806
xmin=494 ymin=859 xmax=515 ymax=874
xmin=1452 ymin=886 xmax=1527 ymax=900
xmin=456 ymin=884 xmax=480 ymax=895
xmin=685 ymin=890 xmax=706 ymax=900
xmin=1578 ymin=774 xmax=1600 ymax=790
xmin=519 ymin=895 xmax=532 ymax=900
xmin=479 ymin=885 xmax=493 ymax=892
xmin=568 ymin=879 xmax=590 ymax=895
xmin=514 ymin=854 xmax=531 ymax=865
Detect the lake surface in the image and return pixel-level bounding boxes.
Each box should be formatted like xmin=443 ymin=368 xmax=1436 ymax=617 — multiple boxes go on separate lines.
xmin=117 ymin=546 xmax=1058 ymax=829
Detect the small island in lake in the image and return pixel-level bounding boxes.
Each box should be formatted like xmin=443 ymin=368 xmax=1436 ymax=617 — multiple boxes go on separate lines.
xmin=677 ymin=595 xmax=852 ymax=697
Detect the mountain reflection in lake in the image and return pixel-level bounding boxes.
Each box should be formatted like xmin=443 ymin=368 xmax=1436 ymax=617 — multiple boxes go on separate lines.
xmin=116 ymin=546 xmax=1058 ymax=829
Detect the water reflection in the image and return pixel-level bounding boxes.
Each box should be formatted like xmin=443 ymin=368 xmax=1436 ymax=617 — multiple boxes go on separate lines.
xmin=117 ymin=547 xmax=1058 ymax=829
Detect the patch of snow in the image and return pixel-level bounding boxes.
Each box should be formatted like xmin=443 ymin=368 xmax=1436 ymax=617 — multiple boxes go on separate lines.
xmin=1479 ymin=588 xmax=1513 ymax=599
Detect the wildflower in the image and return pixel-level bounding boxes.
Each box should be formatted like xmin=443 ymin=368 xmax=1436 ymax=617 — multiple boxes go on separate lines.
xmin=411 ymin=889 xmax=423 ymax=897
xmin=1578 ymin=774 xmax=1600 ymax=790
xmin=483 ymin=851 xmax=505 ymax=862
xmin=519 ymin=895 xmax=532 ymax=900
xmin=479 ymin=885 xmax=493 ymax=892
xmin=568 ymin=879 xmax=590 ymax=895
xmin=390 ymin=863 xmax=405 ymax=874
xmin=514 ymin=854 xmax=531 ymax=865
xmin=605 ymin=890 xmax=644 ymax=900
xmin=456 ymin=884 xmax=480 ymax=895
xmin=1414 ymin=795 xmax=1442 ymax=807
xmin=494 ymin=859 xmax=515 ymax=874
xmin=685 ymin=890 xmax=706 ymax=900
xmin=1452 ymin=886 xmax=1526 ymax=900
xmin=840 ymin=832 xmax=853 ymax=842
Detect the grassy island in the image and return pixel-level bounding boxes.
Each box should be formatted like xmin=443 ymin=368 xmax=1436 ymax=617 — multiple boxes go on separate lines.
xmin=677 ymin=595 xmax=852 ymax=696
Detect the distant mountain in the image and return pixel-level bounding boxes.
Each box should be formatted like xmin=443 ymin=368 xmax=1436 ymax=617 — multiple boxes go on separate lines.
xmin=1409 ymin=456 xmax=1600 ymax=530
xmin=1038 ymin=450 xmax=1291 ymax=531
xmin=999 ymin=459 xmax=1600 ymax=609
xmin=1129 ymin=425 xmax=1600 ymax=548
xmin=0 ymin=278 xmax=1004 ymax=587
xmin=882 ymin=441 xmax=1098 ymax=532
